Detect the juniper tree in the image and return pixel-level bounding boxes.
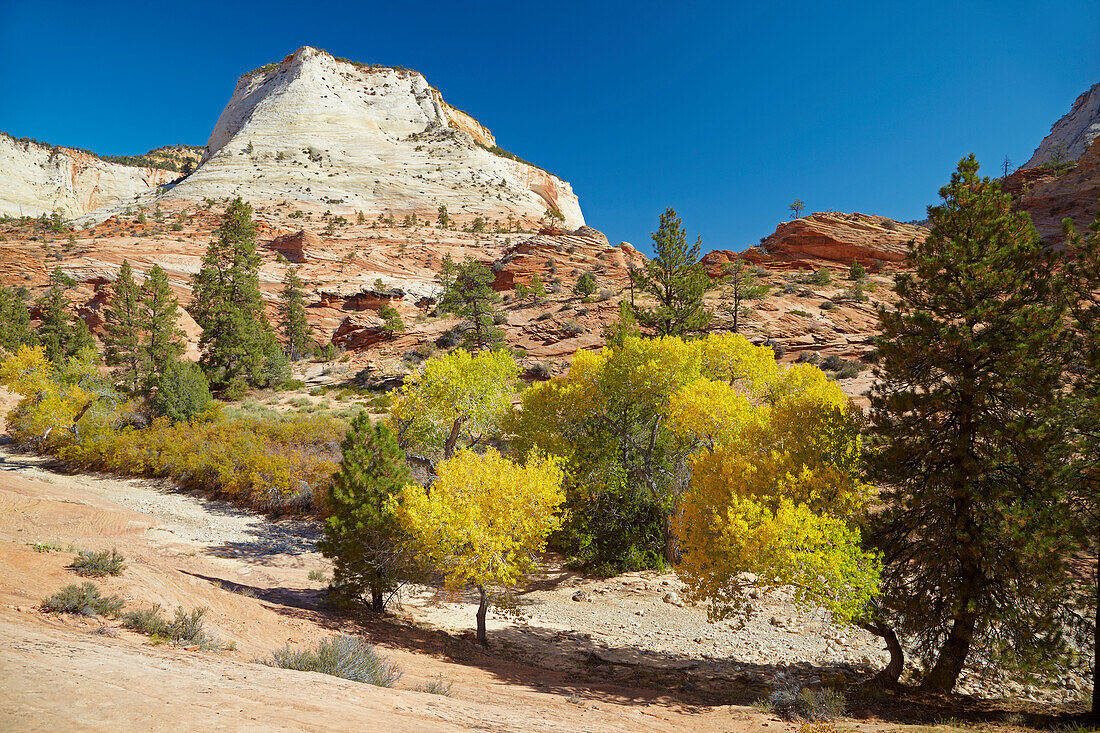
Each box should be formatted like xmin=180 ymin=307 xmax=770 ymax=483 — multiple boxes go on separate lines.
xmin=318 ymin=416 xmax=417 ymax=612
xmin=436 ymin=255 xmax=503 ymax=351
xmin=0 ymin=285 xmax=36 ymax=352
xmin=103 ymin=260 xmax=143 ymax=393
xmin=278 ymin=266 xmax=312 ymax=360
xmin=190 ymin=198 xmax=278 ymax=389
xmin=720 ymin=259 xmax=769 ymax=333
xmin=634 ymin=208 xmax=712 ymax=337
xmin=574 ymin=272 xmax=597 ymax=298
xmin=867 ymin=156 xmax=1076 ymax=692
xmin=140 ymin=264 xmax=185 ymax=387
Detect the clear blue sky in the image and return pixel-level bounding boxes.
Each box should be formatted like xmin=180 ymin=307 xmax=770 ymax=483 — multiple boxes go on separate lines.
xmin=2 ymin=0 xmax=1097 ymax=255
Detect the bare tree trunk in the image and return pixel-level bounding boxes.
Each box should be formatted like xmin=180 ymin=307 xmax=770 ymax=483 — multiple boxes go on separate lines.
xmin=476 ymin=585 xmax=488 ymax=647
xmin=1093 ymin=539 xmax=1099 ymax=716
xmin=922 ymin=610 xmax=977 ymax=693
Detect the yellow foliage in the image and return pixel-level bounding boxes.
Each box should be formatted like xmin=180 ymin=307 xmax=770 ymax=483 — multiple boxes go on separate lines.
xmin=0 ymin=345 xmax=94 ymax=450
xmin=390 ymin=348 xmax=518 ymax=462
xmin=396 ymin=448 xmax=565 ymax=593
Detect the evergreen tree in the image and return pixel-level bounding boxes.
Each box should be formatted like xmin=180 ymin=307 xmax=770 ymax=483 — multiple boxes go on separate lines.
xmin=378 ymin=304 xmax=405 ymax=335
xmin=278 ymin=266 xmax=312 ymax=360
xmin=634 ymin=208 xmax=712 ymax=336
xmin=149 ymin=359 xmax=211 ymax=423
xmin=102 ymin=260 xmax=143 ymax=393
xmin=1061 ymin=210 xmax=1100 ymax=714
xmin=190 ymin=198 xmax=278 ymax=390
xmin=436 ymin=255 xmax=503 ymax=351
xmin=0 ymin=286 xmax=36 ymax=352
xmin=867 ymin=156 xmax=1075 ymax=692
xmin=574 ymin=272 xmax=597 ymax=298
xmin=319 ymin=416 xmax=417 ymax=612
xmin=720 ymin=259 xmax=769 ymax=333
xmin=37 ymin=268 xmax=91 ymax=363
xmin=140 ymin=264 xmax=185 ymax=388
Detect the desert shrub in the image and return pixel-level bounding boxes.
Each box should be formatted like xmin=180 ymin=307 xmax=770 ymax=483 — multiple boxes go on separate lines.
xmin=795 ymin=351 xmax=821 ymax=365
xmin=763 ymin=338 xmax=786 ymax=359
xmin=526 ymin=362 xmax=551 ymax=379
xmin=56 ymin=408 xmax=344 ymax=512
xmin=122 ymin=605 xmax=170 ymax=636
xmin=807 ymin=268 xmax=832 ymax=286
xmin=848 ymin=260 xmax=866 ymax=280
xmin=760 ymin=675 xmax=845 ymax=721
xmin=123 ymin=605 xmax=220 ymax=649
xmin=782 ymin=281 xmax=799 ymax=294
xmin=820 ymin=354 xmax=845 ymax=371
xmin=560 ymin=321 xmax=583 ymax=337
xmin=70 ymin=548 xmax=125 ymax=577
xmin=535 ymin=312 xmax=553 ymax=321
xmin=415 ymin=674 xmax=455 ymax=696
xmin=42 ymin=582 xmax=124 ymax=617
xmin=597 ymin=288 xmax=614 ymax=302
xmin=434 ymin=328 xmax=462 ymax=349
xmin=820 ymin=300 xmax=836 ymax=311
xmin=150 ymin=359 xmax=212 ymax=423
xmin=266 ymin=635 xmax=401 ymax=687
xmin=492 ymin=311 xmax=508 ymax=325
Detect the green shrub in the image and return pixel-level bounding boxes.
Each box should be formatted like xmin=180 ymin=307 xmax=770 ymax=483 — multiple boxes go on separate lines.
xmin=807 ymin=268 xmax=832 ymax=285
xmin=42 ymin=582 xmax=124 ymax=617
xmin=848 ymin=261 xmax=866 ymax=280
xmin=265 ymin=635 xmax=401 ymax=686
xmin=122 ymin=605 xmax=221 ymax=649
xmin=122 ymin=604 xmax=170 ymax=636
xmin=70 ymin=548 xmax=125 ymax=577
xmin=820 ymin=300 xmax=836 ymax=311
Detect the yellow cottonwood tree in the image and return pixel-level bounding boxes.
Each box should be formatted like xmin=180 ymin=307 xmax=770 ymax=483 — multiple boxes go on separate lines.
xmin=390 ymin=348 xmax=518 ymax=473
xmin=0 ymin=344 xmax=96 ymax=449
xmin=670 ymin=364 xmax=880 ymax=622
xmin=396 ymin=448 xmax=564 ymax=645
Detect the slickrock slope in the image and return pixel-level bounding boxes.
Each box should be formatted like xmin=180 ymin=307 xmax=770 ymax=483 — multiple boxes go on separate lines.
xmin=1024 ymin=82 xmax=1100 ymax=168
xmin=165 ymin=47 xmax=584 ymax=229
xmin=0 ymin=133 xmax=178 ymax=218
xmin=702 ymin=212 xmax=926 ymax=275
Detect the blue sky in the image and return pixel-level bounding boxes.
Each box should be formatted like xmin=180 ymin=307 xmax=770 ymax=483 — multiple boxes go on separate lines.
xmin=1 ymin=1 xmax=1097 ymax=255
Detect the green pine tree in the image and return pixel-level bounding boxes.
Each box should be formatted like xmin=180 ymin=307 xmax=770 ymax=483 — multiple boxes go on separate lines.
xmin=140 ymin=264 xmax=185 ymax=389
xmin=634 ymin=208 xmax=712 ymax=336
xmin=1061 ymin=209 xmax=1100 ymax=714
xmin=436 ymin=255 xmax=504 ymax=351
xmin=867 ymin=155 xmax=1076 ymax=692
xmin=318 ymin=416 xmax=418 ymax=611
xmin=378 ymin=304 xmax=405 ymax=335
xmin=0 ymin=285 xmax=37 ymax=352
xmin=37 ymin=268 xmax=93 ymax=363
xmin=190 ymin=198 xmax=278 ymax=390
xmin=278 ymin=266 xmax=312 ymax=360
xmin=103 ymin=260 xmax=143 ymax=393
xmin=720 ymin=259 xmax=769 ymax=333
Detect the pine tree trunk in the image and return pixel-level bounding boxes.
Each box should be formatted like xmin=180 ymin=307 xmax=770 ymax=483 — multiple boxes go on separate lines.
xmin=1093 ymin=537 xmax=1099 ymax=716
xmin=922 ymin=610 xmax=977 ymax=692
xmin=476 ymin=585 xmax=488 ymax=647
xmin=370 ymin=586 xmax=385 ymax=613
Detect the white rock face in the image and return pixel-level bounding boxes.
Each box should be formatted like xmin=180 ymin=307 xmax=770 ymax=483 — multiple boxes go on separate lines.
xmin=0 ymin=133 xmax=177 ymax=218
xmin=167 ymin=47 xmax=584 ymax=228
xmin=1024 ymin=82 xmax=1100 ymax=168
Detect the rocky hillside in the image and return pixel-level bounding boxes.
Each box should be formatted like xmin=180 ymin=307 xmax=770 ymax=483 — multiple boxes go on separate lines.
xmin=702 ymin=212 xmax=927 ymax=274
xmin=0 ymin=133 xmax=178 ymax=219
xmin=1023 ymin=82 xmax=1100 ymax=168
xmin=163 ymin=47 xmax=584 ymax=230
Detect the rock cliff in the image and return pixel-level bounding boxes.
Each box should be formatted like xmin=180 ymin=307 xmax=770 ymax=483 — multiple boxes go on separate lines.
xmin=1024 ymin=82 xmax=1100 ymax=168
xmin=166 ymin=47 xmax=584 ymax=229
xmin=0 ymin=133 xmax=177 ymax=218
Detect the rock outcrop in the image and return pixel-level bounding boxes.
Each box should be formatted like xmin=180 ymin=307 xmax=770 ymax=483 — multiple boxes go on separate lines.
xmin=706 ymin=212 xmax=926 ymax=274
xmin=1024 ymin=82 xmax=1100 ymax=168
xmin=166 ymin=47 xmax=584 ymax=229
xmin=491 ymin=227 xmax=646 ymax=291
xmin=1008 ymin=136 xmax=1100 ymax=245
xmin=0 ymin=133 xmax=178 ymax=219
